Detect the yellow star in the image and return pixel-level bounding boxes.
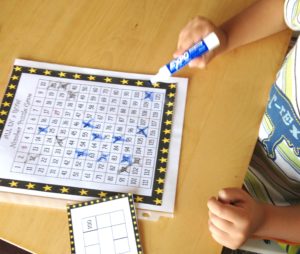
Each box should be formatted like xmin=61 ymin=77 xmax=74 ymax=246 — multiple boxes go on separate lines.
xmin=73 ymin=74 xmax=81 ymax=79
xmin=14 ymin=66 xmax=22 ymax=71
xmin=6 ymin=92 xmax=13 ymax=98
xmin=2 ymin=101 xmax=10 ymax=107
xmin=169 ymin=83 xmax=176 ymax=89
xmin=9 ymin=84 xmax=16 ymax=90
xmin=152 ymin=82 xmax=160 ymax=88
xmin=120 ymin=79 xmax=129 ymax=85
xmin=58 ymin=72 xmax=66 ymax=77
xmin=11 ymin=75 xmax=19 ymax=80
xmin=0 ymin=110 xmax=8 ymax=116
xmin=98 ymin=191 xmax=107 ymax=198
xmin=168 ymin=92 xmax=175 ymax=98
xmin=166 ymin=110 xmax=173 ymax=116
xmin=155 ymin=188 xmax=163 ymax=194
xmin=158 ymin=167 xmax=166 ymax=173
xmin=9 ymin=181 xmax=18 ymax=187
xmin=43 ymin=185 xmax=52 ymax=191
xmin=154 ymin=198 xmax=162 ymax=205
xmin=167 ymin=101 xmax=174 ymax=107
xmin=135 ymin=196 xmax=143 ymax=202
xmin=60 ymin=187 xmax=69 ymax=193
xmin=162 ymin=137 xmax=170 ymax=143
xmin=156 ymin=178 xmax=164 ymax=184
xmin=26 ymin=183 xmax=35 ymax=189
xmin=79 ymin=189 xmax=88 ymax=196
xmin=44 ymin=70 xmax=51 ymax=75
xmin=160 ymin=148 xmax=168 ymax=154
xmin=104 ymin=77 xmax=112 ymax=83
xmin=165 ymin=120 xmax=172 ymax=125
xmin=88 ymin=75 xmax=96 ymax=81
xmin=159 ymin=157 xmax=167 ymax=163
xmin=0 ymin=119 xmax=4 ymax=124
xmin=163 ymin=129 xmax=171 ymax=135
xmin=135 ymin=80 xmax=143 ymax=86
xmin=29 ymin=68 xmax=37 ymax=73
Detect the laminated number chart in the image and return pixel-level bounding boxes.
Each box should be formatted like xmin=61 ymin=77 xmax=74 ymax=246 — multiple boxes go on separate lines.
xmin=0 ymin=59 xmax=188 ymax=213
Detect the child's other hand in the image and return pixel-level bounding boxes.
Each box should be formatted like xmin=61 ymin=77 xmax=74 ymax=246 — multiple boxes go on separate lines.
xmin=207 ymin=188 xmax=265 ymax=249
xmin=174 ymin=16 xmax=227 ymax=69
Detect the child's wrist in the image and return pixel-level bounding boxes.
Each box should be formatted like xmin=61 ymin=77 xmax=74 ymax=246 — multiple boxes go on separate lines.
xmin=252 ymin=203 xmax=270 ymax=239
xmin=213 ymin=27 xmax=228 ymax=57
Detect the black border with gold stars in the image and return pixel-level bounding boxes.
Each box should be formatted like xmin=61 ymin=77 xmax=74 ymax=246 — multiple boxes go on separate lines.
xmin=67 ymin=193 xmax=143 ymax=254
xmin=0 ymin=64 xmax=177 ymax=206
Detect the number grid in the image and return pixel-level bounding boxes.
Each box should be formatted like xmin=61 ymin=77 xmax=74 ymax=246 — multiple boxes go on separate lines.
xmin=0 ymin=65 xmax=176 ymax=206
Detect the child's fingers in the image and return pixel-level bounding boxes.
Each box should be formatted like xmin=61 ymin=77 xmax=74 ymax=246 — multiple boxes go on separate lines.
xmin=177 ymin=25 xmax=203 ymax=53
xmin=207 ymin=197 xmax=240 ymax=222
xmin=218 ymin=188 xmax=249 ymax=204
xmin=208 ymin=211 xmax=233 ymax=233
xmin=173 ymin=49 xmax=185 ymax=58
xmin=188 ymin=58 xmax=205 ymax=68
xmin=208 ymin=219 xmax=228 ymax=238
xmin=177 ymin=27 xmax=194 ymax=51
xmin=208 ymin=220 xmax=232 ymax=247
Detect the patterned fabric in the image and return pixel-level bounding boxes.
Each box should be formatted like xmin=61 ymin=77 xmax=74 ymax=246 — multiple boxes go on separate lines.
xmin=244 ymin=0 xmax=300 ymax=253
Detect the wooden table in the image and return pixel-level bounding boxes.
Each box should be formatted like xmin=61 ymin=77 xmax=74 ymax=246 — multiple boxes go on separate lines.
xmin=0 ymin=0 xmax=291 ymax=253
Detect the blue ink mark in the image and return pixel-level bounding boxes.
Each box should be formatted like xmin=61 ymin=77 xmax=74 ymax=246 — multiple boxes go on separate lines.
xmin=120 ymin=155 xmax=132 ymax=165
xmin=92 ymin=133 xmax=105 ymax=141
xmin=262 ymin=84 xmax=300 ymax=159
xmin=82 ymin=119 xmax=95 ymax=128
xmin=38 ymin=126 xmax=49 ymax=134
xmin=112 ymin=136 xmax=125 ymax=143
xmin=144 ymin=91 xmax=154 ymax=101
xmin=136 ymin=126 xmax=148 ymax=137
xmin=75 ymin=149 xmax=89 ymax=158
xmin=97 ymin=153 xmax=109 ymax=162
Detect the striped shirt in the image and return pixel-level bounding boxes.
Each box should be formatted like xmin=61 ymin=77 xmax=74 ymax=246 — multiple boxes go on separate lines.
xmin=245 ymin=0 xmax=300 ymax=253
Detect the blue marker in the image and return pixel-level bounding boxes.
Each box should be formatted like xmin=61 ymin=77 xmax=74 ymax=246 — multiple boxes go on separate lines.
xmin=150 ymin=32 xmax=220 ymax=83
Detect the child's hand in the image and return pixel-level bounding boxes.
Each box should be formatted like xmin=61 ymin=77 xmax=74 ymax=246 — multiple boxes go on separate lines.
xmin=174 ymin=16 xmax=227 ymax=69
xmin=207 ymin=188 xmax=265 ymax=249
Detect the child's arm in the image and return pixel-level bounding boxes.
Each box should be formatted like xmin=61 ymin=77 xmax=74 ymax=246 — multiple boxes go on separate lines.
xmin=175 ymin=0 xmax=288 ymax=68
xmin=255 ymin=202 xmax=300 ymax=244
xmin=207 ymin=188 xmax=300 ymax=249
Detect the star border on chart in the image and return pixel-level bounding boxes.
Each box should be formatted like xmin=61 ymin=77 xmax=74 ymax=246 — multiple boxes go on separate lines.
xmin=29 ymin=68 xmax=37 ymax=74
xmin=60 ymin=186 xmax=69 ymax=193
xmin=88 ymin=75 xmax=96 ymax=81
xmin=120 ymin=79 xmax=129 ymax=85
xmin=43 ymin=185 xmax=52 ymax=191
xmin=79 ymin=189 xmax=88 ymax=196
xmin=9 ymin=181 xmax=18 ymax=187
xmin=14 ymin=66 xmax=22 ymax=72
xmin=58 ymin=72 xmax=66 ymax=77
xmin=98 ymin=191 xmax=107 ymax=198
xmin=8 ymin=84 xmax=16 ymax=90
xmin=26 ymin=183 xmax=35 ymax=189
xmin=104 ymin=77 xmax=112 ymax=83
xmin=73 ymin=73 xmax=81 ymax=79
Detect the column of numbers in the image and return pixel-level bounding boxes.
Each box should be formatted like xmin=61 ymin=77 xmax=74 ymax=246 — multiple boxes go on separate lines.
xmin=12 ymin=79 xmax=48 ymax=175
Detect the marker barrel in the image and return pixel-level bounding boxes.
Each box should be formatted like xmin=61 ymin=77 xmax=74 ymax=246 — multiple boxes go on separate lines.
xmin=151 ymin=32 xmax=220 ymax=83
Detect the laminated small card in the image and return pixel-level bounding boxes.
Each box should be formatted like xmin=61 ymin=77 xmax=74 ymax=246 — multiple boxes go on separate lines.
xmin=67 ymin=194 xmax=142 ymax=254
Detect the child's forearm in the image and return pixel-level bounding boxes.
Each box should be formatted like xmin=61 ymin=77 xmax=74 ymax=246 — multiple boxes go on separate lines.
xmin=254 ymin=203 xmax=300 ymax=243
xmin=220 ymin=0 xmax=288 ymax=54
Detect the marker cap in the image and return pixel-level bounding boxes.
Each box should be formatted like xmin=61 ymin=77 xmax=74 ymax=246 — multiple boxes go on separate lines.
xmin=150 ymin=65 xmax=171 ymax=84
xmin=203 ymin=32 xmax=220 ymax=51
